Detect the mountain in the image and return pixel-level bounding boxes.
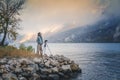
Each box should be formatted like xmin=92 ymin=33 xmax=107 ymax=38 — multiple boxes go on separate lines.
xmin=47 ymin=17 xmax=120 ymax=43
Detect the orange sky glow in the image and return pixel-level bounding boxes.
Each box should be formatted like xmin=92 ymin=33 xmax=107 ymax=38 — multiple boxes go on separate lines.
xmin=20 ymin=0 xmax=107 ymax=34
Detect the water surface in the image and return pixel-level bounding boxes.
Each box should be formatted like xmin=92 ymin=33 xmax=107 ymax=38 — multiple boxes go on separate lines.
xmin=17 ymin=43 xmax=120 ymax=80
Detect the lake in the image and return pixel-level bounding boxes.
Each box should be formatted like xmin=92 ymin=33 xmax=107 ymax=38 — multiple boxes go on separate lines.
xmin=15 ymin=43 xmax=120 ymax=80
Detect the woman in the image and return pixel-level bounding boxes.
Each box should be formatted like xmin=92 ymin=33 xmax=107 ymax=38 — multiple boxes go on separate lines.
xmin=36 ymin=32 xmax=43 ymax=57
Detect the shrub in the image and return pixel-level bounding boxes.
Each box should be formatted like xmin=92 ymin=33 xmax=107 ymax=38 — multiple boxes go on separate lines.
xmin=19 ymin=44 xmax=34 ymax=52
xmin=19 ymin=44 xmax=26 ymax=51
xmin=27 ymin=46 xmax=34 ymax=52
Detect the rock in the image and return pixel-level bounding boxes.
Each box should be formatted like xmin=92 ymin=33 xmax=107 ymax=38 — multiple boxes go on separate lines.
xmin=5 ymin=64 xmax=10 ymax=72
xmin=9 ymin=65 xmax=16 ymax=71
xmin=18 ymin=75 xmax=27 ymax=80
xmin=20 ymin=60 xmax=28 ymax=68
xmin=24 ymin=67 xmax=34 ymax=72
xmin=70 ymin=61 xmax=81 ymax=72
xmin=0 ymin=58 xmax=7 ymax=65
xmin=55 ymin=55 xmax=70 ymax=63
xmin=52 ymin=67 xmax=59 ymax=73
xmin=0 ymin=77 xmax=2 ymax=80
xmin=31 ymin=64 xmax=39 ymax=71
xmin=33 ymin=73 xmax=41 ymax=80
xmin=8 ymin=59 xmax=17 ymax=65
xmin=2 ymin=73 xmax=18 ymax=80
xmin=40 ymin=68 xmax=52 ymax=74
xmin=33 ymin=58 xmax=42 ymax=63
xmin=22 ymin=71 xmax=32 ymax=79
xmin=50 ymin=60 xmax=59 ymax=67
xmin=0 ymin=65 xmax=8 ymax=74
xmin=43 ymin=54 xmax=49 ymax=58
xmin=61 ymin=65 xmax=71 ymax=71
xmin=58 ymin=72 xmax=64 ymax=77
xmin=14 ymin=67 xmax=22 ymax=76
xmin=40 ymin=74 xmax=48 ymax=80
xmin=38 ymin=63 xmax=45 ymax=68
xmin=45 ymin=60 xmax=51 ymax=67
xmin=49 ymin=74 xmax=59 ymax=80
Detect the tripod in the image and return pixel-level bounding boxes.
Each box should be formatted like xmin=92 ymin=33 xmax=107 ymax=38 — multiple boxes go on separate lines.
xmin=43 ymin=40 xmax=52 ymax=55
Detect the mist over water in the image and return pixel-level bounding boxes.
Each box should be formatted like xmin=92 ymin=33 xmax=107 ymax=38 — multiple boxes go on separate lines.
xmin=17 ymin=43 xmax=120 ymax=80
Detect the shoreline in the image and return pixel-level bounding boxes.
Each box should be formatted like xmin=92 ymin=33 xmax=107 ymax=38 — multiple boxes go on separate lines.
xmin=0 ymin=55 xmax=81 ymax=80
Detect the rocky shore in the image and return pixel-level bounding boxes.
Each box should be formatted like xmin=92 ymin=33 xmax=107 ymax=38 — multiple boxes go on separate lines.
xmin=0 ymin=55 xmax=81 ymax=80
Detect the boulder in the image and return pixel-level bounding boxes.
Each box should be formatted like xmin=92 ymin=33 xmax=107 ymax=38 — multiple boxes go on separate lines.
xmin=58 ymin=72 xmax=64 ymax=77
xmin=2 ymin=73 xmax=18 ymax=80
xmin=40 ymin=74 xmax=48 ymax=80
xmin=18 ymin=75 xmax=27 ymax=80
xmin=32 ymin=73 xmax=41 ymax=80
xmin=0 ymin=77 xmax=2 ymax=80
xmin=38 ymin=63 xmax=45 ymax=68
xmin=22 ymin=71 xmax=32 ymax=79
xmin=34 ymin=64 xmax=39 ymax=71
xmin=61 ymin=65 xmax=71 ymax=71
xmin=4 ymin=64 xmax=10 ymax=72
xmin=20 ymin=60 xmax=28 ymax=68
xmin=70 ymin=61 xmax=81 ymax=72
xmin=40 ymin=68 xmax=52 ymax=74
xmin=45 ymin=60 xmax=51 ymax=67
xmin=0 ymin=66 xmax=8 ymax=74
xmin=50 ymin=60 xmax=59 ymax=67
xmin=24 ymin=67 xmax=34 ymax=72
xmin=27 ymin=64 xmax=39 ymax=72
xmin=52 ymin=67 xmax=59 ymax=73
xmin=33 ymin=58 xmax=42 ymax=63
xmin=49 ymin=74 xmax=59 ymax=80
xmin=14 ymin=67 xmax=22 ymax=74
xmin=0 ymin=58 xmax=7 ymax=65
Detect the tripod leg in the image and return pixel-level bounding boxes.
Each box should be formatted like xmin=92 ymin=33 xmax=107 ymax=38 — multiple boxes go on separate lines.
xmin=44 ymin=47 xmax=46 ymax=55
xmin=47 ymin=44 xmax=52 ymax=55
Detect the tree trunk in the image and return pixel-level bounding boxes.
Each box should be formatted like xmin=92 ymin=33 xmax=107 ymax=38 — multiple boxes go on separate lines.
xmin=0 ymin=21 xmax=8 ymax=46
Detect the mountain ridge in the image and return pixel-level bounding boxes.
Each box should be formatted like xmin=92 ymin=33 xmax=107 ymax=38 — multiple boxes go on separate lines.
xmin=47 ymin=16 xmax=120 ymax=43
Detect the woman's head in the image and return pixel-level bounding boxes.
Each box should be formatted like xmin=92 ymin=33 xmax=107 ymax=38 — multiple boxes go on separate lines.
xmin=38 ymin=32 xmax=41 ymax=36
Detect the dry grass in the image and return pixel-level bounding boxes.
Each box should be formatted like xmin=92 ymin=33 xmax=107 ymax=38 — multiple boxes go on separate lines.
xmin=0 ymin=46 xmax=41 ymax=58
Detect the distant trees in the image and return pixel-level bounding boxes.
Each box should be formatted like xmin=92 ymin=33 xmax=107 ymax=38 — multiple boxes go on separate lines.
xmin=0 ymin=0 xmax=26 ymax=46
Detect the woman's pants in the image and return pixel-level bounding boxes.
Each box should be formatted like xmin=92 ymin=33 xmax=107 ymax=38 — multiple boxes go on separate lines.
xmin=37 ymin=44 xmax=43 ymax=57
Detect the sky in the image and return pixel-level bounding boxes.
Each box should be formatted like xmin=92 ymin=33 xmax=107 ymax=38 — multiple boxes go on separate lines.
xmin=19 ymin=0 xmax=120 ymax=35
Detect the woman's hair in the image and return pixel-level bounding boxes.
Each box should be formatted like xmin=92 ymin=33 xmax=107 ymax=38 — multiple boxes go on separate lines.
xmin=38 ymin=32 xmax=41 ymax=36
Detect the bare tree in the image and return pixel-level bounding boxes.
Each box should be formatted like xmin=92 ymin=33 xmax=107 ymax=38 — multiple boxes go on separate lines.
xmin=0 ymin=0 xmax=25 ymax=46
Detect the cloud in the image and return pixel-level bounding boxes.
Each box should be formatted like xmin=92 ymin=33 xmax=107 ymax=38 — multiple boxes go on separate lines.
xmin=19 ymin=0 xmax=120 ymax=34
